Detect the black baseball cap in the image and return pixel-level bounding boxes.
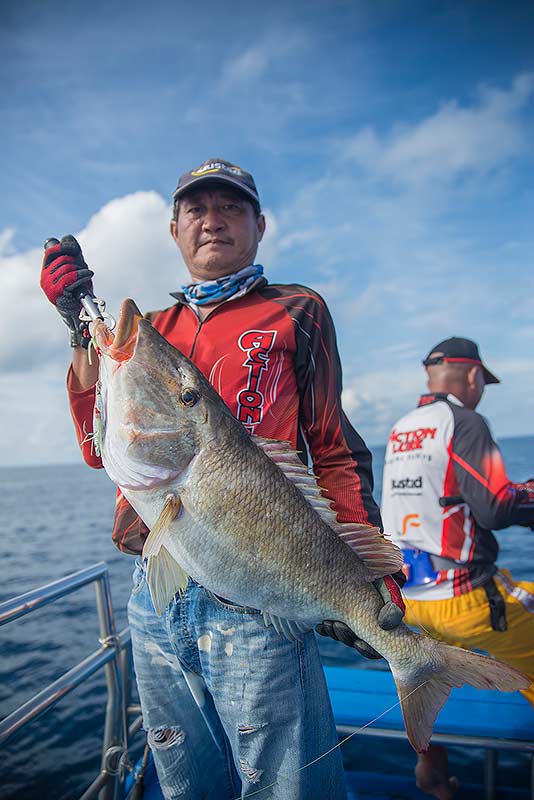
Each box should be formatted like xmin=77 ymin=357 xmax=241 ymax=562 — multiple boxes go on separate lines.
xmin=173 ymin=158 xmax=260 ymax=207
xmin=422 ymin=337 xmax=500 ymax=384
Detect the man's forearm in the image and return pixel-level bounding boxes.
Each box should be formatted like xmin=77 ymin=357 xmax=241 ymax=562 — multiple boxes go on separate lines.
xmin=70 ymin=345 xmax=99 ymax=391
xmin=66 ymin=346 xmax=102 ymax=468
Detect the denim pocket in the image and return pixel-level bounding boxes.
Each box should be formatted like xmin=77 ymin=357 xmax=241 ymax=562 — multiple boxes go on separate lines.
xmin=207 ymin=590 xmax=261 ymax=616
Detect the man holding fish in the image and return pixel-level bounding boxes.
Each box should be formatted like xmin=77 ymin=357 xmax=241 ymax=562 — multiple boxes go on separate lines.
xmin=40 ymin=159 xmax=409 ymax=799
xmin=41 ymin=160 xmax=529 ymax=799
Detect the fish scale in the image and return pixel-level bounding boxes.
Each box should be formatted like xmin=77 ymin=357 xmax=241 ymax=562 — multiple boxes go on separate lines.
xmin=180 ymin=437 xmax=373 ymax=621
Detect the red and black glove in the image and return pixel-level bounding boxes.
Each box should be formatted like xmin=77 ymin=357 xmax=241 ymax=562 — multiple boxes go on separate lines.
xmin=375 ymin=571 xmax=406 ymax=629
xmin=40 ymin=235 xmax=94 ymax=346
xmin=515 ymin=479 xmax=534 ymax=504
xmin=514 ymin=479 xmax=534 ymax=529
xmin=316 ymin=570 xmax=406 ymax=660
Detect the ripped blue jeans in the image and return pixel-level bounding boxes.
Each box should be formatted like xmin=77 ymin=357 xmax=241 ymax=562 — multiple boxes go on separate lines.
xmin=128 ymin=559 xmax=347 ymax=800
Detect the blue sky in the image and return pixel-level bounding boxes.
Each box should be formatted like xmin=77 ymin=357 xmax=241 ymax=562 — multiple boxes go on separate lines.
xmin=1 ymin=0 xmax=534 ymax=465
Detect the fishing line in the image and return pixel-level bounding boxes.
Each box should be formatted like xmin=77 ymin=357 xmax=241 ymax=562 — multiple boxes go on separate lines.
xmin=402 ymin=596 xmax=439 ymax=641
xmin=231 ymin=679 xmax=430 ymax=800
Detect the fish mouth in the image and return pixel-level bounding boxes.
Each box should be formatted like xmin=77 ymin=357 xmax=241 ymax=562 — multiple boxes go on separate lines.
xmin=93 ymin=298 xmax=143 ymax=363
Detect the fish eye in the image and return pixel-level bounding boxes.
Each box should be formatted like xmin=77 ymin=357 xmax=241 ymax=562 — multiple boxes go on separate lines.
xmin=180 ymin=388 xmax=199 ymax=406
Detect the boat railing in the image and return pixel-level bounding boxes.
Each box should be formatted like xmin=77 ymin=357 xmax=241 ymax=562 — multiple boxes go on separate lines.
xmin=0 ymin=562 xmax=144 ymax=800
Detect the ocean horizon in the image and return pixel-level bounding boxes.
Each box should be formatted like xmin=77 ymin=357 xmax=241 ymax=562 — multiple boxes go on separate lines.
xmin=3 ymin=432 xmax=533 ymax=471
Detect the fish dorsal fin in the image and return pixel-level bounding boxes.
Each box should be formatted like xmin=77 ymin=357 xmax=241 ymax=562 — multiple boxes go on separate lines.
xmin=142 ymin=494 xmax=189 ymax=616
xmin=253 ymin=436 xmax=403 ymax=579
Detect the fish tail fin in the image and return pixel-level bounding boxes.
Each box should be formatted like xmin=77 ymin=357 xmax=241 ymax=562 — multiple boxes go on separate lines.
xmin=391 ymin=642 xmax=530 ymax=753
xmin=146 ymin=546 xmax=189 ymax=616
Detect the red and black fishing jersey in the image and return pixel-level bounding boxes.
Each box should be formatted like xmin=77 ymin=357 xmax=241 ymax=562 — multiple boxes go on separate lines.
xmin=381 ymin=393 xmax=534 ymax=599
xmin=68 ymin=283 xmax=381 ymax=554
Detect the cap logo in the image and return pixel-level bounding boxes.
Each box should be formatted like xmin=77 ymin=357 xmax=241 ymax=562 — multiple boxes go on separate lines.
xmin=191 ymin=161 xmax=245 ymax=178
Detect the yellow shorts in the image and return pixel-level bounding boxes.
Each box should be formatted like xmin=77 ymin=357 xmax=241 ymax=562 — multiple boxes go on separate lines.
xmin=403 ymin=570 xmax=534 ymax=705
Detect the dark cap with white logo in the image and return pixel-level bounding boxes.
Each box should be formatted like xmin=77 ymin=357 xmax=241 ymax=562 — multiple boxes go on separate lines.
xmin=173 ymin=158 xmax=260 ymax=208
xmin=422 ymin=337 xmax=500 ymax=384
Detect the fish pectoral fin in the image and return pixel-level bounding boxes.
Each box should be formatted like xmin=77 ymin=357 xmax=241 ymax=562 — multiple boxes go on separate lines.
xmin=146 ymin=546 xmax=189 ymax=617
xmin=142 ymin=493 xmax=183 ymax=559
xmin=261 ymin=612 xmax=313 ymax=641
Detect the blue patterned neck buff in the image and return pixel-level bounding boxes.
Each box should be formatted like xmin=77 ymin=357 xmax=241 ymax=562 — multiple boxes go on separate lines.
xmin=181 ymin=264 xmax=265 ymax=306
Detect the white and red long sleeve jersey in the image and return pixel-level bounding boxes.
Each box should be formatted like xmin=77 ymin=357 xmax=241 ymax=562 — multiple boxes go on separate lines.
xmin=381 ymin=393 xmax=534 ymax=599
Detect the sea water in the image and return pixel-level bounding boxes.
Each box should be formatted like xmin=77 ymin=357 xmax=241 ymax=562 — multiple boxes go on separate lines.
xmin=1 ymin=437 xmax=533 ymax=799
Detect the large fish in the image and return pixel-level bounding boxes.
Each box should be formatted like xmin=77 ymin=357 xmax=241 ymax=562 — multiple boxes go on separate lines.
xmin=92 ymin=299 xmax=529 ymax=753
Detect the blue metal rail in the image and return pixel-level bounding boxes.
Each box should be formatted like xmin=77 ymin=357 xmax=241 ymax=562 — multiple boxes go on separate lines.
xmin=0 ymin=563 xmax=143 ymax=800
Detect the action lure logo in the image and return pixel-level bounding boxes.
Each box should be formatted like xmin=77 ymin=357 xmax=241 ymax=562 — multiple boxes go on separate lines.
xmin=389 ymin=427 xmax=437 ymax=453
xmin=236 ymin=329 xmax=277 ymax=430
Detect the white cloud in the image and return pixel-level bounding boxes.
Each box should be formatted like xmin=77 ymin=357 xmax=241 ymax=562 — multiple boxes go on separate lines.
xmin=76 ymin=191 xmax=186 ymax=310
xmin=0 ymin=228 xmax=17 ymax=257
xmin=0 ymin=362 xmax=81 ymax=466
xmin=342 ymin=73 xmax=534 ymax=184
xmin=218 ymin=47 xmax=270 ymax=90
xmin=255 ymin=208 xmax=279 ymax=266
xmin=0 ymin=191 xmax=185 ymax=375
xmin=217 ymin=31 xmax=310 ymax=94
xmin=342 ymin=365 xmax=422 ymax=445
xmin=341 ymin=353 xmax=534 ymax=449
xmin=0 ymin=191 xmax=189 ymax=465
